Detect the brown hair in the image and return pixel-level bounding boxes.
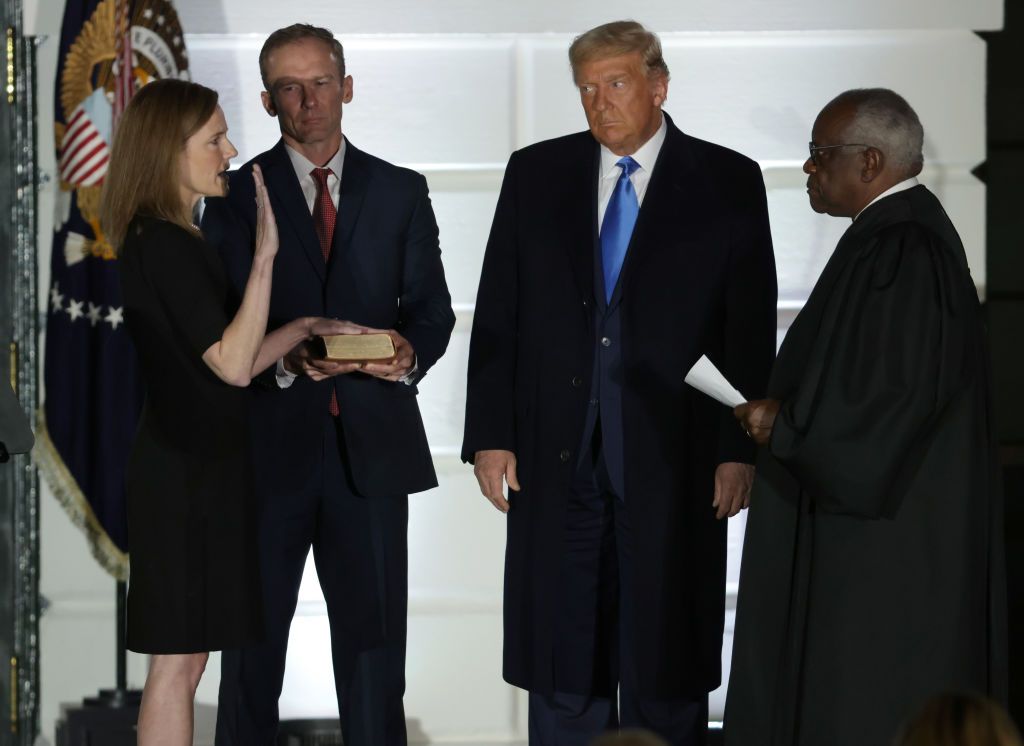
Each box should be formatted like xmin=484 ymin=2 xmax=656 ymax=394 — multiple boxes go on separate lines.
xmin=568 ymin=21 xmax=670 ymax=83
xmin=259 ymin=23 xmax=346 ymax=90
xmin=100 ymin=78 xmax=219 ymax=250
xmin=894 ymin=692 xmax=1023 ymax=746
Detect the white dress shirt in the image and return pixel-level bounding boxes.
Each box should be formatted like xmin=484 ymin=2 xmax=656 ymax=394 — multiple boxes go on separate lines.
xmin=597 ymin=114 xmax=668 ymax=233
xmin=854 ymin=176 xmax=920 ymax=221
xmin=285 ymin=140 xmax=345 ymax=213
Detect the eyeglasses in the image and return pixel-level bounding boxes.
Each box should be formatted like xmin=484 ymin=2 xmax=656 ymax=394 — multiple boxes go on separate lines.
xmin=807 ymin=142 xmax=872 ymax=167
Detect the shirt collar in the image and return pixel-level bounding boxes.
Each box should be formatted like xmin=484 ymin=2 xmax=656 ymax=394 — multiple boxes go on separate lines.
xmin=600 ymin=113 xmax=668 ymax=179
xmin=854 ymin=176 xmax=919 ymax=221
xmin=284 ymin=138 xmax=347 ymax=181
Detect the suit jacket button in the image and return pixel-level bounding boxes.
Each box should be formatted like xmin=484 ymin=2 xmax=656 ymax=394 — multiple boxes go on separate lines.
xmin=559 ymin=449 xmax=570 ymax=462
xmin=601 ymin=336 xmax=611 ymax=347
xmin=571 ymin=376 xmax=583 ymax=388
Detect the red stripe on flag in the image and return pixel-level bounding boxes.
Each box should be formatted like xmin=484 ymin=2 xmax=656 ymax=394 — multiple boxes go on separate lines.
xmin=60 ymin=140 xmax=101 ymax=181
xmin=59 ymin=129 xmax=100 ymax=172
xmin=64 ymin=107 xmax=85 ymax=133
xmin=61 ymin=110 xmax=90 ymax=149
xmin=66 ymin=140 xmax=108 ymax=183
xmin=76 ymin=154 xmax=110 ymax=186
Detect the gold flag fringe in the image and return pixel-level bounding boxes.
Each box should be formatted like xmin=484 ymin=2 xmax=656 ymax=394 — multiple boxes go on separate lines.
xmin=33 ymin=411 xmax=128 ymax=580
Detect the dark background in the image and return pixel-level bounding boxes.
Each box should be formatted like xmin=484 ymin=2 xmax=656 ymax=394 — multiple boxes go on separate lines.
xmin=984 ymin=0 xmax=1024 ymax=728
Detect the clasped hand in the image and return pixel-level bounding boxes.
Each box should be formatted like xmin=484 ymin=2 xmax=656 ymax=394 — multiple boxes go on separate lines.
xmin=285 ymin=323 xmax=416 ymax=383
xmin=733 ymin=398 xmax=780 ymax=446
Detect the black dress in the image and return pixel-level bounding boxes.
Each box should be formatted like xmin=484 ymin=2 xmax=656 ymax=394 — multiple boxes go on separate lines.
xmin=119 ymin=215 xmax=262 ymax=654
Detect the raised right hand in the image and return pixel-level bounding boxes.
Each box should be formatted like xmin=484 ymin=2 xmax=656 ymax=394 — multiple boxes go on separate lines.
xmin=473 ymin=449 xmax=520 ymax=513
xmin=252 ymin=164 xmax=279 ymax=261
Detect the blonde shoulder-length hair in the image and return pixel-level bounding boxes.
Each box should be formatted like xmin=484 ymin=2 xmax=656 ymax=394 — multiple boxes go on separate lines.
xmin=100 ymin=78 xmax=219 ymax=251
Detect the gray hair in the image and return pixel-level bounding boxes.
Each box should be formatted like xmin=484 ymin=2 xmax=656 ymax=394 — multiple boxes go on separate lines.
xmin=827 ymin=88 xmax=924 ymax=176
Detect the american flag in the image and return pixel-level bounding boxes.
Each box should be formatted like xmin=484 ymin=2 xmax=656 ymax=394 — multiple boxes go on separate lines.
xmin=39 ymin=0 xmax=190 ymax=579
xmin=57 ymin=94 xmax=110 ymax=187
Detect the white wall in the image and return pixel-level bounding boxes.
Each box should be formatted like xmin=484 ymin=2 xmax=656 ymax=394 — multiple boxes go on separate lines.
xmin=25 ymin=0 xmax=997 ymax=743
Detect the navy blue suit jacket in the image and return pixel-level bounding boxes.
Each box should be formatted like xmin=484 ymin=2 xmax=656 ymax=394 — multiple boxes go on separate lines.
xmin=203 ymin=139 xmax=455 ymax=499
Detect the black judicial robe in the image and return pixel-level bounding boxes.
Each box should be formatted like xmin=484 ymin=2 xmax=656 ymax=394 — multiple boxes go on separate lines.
xmin=724 ymin=185 xmax=1007 ymax=746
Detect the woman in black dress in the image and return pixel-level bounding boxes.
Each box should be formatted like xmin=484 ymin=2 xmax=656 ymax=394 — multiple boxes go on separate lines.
xmin=101 ymin=79 xmax=353 ymax=744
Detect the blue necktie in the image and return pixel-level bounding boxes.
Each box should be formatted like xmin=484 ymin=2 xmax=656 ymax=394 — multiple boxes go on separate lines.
xmin=600 ymin=156 xmax=640 ymax=303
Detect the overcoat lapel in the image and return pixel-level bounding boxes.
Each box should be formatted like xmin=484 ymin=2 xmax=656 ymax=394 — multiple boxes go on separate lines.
xmin=563 ymin=140 xmax=600 ymax=307
xmin=261 ymin=140 xmax=326 ymax=284
xmin=614 ymin=118 xmax=698 ymax=310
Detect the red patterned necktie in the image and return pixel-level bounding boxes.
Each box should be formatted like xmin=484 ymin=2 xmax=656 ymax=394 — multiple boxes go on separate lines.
xmin=311 ymin=167 xmax=340 ymax=417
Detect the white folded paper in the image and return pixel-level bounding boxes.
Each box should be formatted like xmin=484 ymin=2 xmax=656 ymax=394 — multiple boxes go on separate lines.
xmin=685 ymin=355 xmax=745 ymax=408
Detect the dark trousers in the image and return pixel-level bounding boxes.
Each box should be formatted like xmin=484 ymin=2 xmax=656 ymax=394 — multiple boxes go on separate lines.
xmin=529 ymin=432 xmax=708 ymax=746
xmin=215 ymin=415 xmax=408 ymax=746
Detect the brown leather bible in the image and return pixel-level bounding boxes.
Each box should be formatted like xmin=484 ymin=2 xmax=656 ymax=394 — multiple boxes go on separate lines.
xmin=316 ymin=333 xmax=396 ymax=361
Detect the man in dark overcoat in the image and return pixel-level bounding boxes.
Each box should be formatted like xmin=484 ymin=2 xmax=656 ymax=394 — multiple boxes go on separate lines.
xmin=727 ymin=88 xmax=1007 ymax=746
xmin=462 ymin=20 xmax=777 ymax=746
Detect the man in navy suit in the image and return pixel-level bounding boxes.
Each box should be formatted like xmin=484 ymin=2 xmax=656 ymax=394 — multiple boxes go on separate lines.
xmin=463 ymin=21 xmax=777 ymax=746
xmin=202 ymin=23 xmax=454 ymax=746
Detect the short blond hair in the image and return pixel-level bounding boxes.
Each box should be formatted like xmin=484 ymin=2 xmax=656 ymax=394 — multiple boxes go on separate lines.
xmin=568 ymin=21 xmax=670 ymax=83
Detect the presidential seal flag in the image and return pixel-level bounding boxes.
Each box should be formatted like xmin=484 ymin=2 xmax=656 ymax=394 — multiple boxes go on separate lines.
xmin=36 ymin=0 xmax=189 ymax=579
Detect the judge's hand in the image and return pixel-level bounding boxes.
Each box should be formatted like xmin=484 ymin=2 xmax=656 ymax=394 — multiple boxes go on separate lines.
xmin=734 ymin=399 xmax=781 ymax=446
xmin=360 ymin=330 xmax=416 ymax=382
xmin=713 ymin=462 xmax=754 ymax=519
xmin=474 ymin=449 xmax=520 ymax=513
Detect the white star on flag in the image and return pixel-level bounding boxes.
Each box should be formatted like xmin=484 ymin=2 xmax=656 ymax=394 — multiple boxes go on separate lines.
xmin=105 ymin=306 xmax=124 ymax=330
xmin=50 ymin=285 xmax=65 ymax=312
xmin=86 ymin=302 xmax=103 ymax=326
xmin=66 ymin=299 xmax=84 ymax=322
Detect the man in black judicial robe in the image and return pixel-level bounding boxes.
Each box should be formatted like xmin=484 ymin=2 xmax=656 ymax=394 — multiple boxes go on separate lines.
xmin=725 ymin=88 xmax=1007 ymax=746
xmin=463 ymin=21 xmax=777 ymax=746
